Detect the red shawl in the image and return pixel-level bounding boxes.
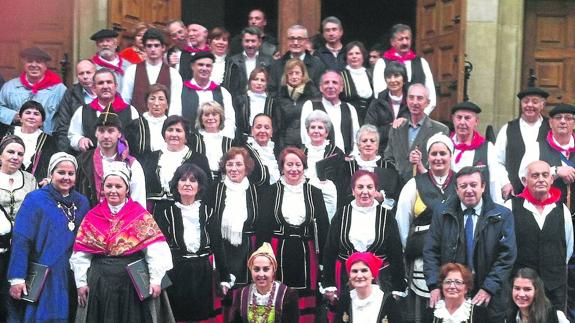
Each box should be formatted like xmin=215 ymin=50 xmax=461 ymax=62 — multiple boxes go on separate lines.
xmin=184 ymin=80 xmax=219 ymax=91
xmin=91 ymin=54 xmax=126 ymax=75
xmin=383 ymin=48 xmax=417 ymax=64
xmin=451 ymin=131 xmax=486 ymax=163
xmin=88 ymin=94 xmax=130 ymax=113
xmin=119 ymin=47 xmax=145 ymax=64
xmin=73 ymin=199 xmax=166 ymax=256
xmin=19 ymin=70 xmax=62 ymax=94
xmin=517 ymin=186 xmax=562 ymax=207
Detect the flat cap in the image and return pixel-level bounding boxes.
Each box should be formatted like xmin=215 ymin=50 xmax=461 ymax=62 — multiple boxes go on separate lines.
xmin=90 ymin=29 xmax=119 ymax=41
xmin=517 ymin=87 xmax=549 ymax=100
xmin=451 ymin=101 xmax=481 ymax=114
xmin=20 ymin=47 xmax=52 ymax=61
xmin=549 ymin=103 xmax=575 ymax=117
xmin=189 ymin=51 xmax=215 ymax=64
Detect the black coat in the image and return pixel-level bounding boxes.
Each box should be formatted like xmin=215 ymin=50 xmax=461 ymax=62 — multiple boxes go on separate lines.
xmin=364 ymin=89 xmax=410 ymax=153
xmin=268 ymin=51 xmax=326 ymax=96
xmin=334 ymin=288 xmax=403 ymax=323
xmin=53 ymin=83 xmax=86 ymax=152
xmin=224 ymin=52 xmax=274 ymax=97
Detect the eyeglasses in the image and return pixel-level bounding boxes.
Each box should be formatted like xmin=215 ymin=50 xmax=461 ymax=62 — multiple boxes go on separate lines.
xmin=552 ymin=114 xmax=575 ymax=121
xmin=443 ymin=279 xmax=465 ymax=287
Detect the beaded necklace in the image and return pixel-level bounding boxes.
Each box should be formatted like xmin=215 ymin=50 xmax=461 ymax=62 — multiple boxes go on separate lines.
xmin=57 ymin=202 xmax=77 ymax=231
xmin=249 ymin=282 xmax=277 ymax=323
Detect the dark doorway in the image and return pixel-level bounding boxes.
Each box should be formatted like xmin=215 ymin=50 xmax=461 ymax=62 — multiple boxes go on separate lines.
xmin=321 ymin=0 xmax=417 ymax=51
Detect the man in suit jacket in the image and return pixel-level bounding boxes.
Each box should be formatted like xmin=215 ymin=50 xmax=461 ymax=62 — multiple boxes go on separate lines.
xmin=224 ymin=27 xmax=273 ymax=97
xmin=384 ymin=83 xmax=449 ymax=183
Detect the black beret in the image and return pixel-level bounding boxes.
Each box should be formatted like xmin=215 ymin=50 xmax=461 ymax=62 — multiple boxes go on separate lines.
xmin=189 ymin=51 xmax=215 ymax=64
xmin=549 ymin=103 xmax=575 ymax=117
xmin=95 ymin=110 xmax=123 ymax=129
xmin=451 ymin=101 xmax=482 ymax=114
xmin=90 ymin=29 xmax=119 ymax=41
xmin=517 ymin=87 xmax=549 ymax=100
xmin=20 ymin=47 xmax=52 ymax=61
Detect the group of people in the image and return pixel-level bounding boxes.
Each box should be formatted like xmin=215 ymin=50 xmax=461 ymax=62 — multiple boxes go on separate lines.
xmin=0 ymin=7 xmax=573 ymax=323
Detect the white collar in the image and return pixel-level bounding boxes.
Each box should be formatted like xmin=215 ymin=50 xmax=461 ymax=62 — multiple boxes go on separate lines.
xmin=351 ymin=199 xmax=377 ymax=214
xmin=350 ymin=285 xmax=383 ymax=309
xmin=108 ymin=200 xmax=127 ymax=214
xmin=280 ymin=176 xmax=304 ymax=192
xmin=433 ymin=299 xmax=472 ymax=321
xmin=460 ymin=199 xmax=483 ymax=215
xmin=143 ymin=112 xmax=167 ymax=125
xmin=224 ymin=176 xmax=250 ymax=191
xmin=175 ymin=200 xmax=201 ymax=212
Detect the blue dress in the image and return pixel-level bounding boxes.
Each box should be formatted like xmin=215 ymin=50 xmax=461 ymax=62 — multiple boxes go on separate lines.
xmin=7 ymin=184 xmax=90 ymax=323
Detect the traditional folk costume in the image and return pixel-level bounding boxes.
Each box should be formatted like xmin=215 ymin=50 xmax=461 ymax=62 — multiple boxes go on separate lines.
xmin=7 ymin=127 xmax=56 ymax=183
xmin=154 ymin=200 xmax=232 ymax=321
xmin=229 ymin=243 xmax=300 ymax=323
xmin=262 ymin=178 xmax=329 ymax=322
xmin=7 ymin=183 xmax=90 ymax=322
xmin=90 ymin=54 xmax=131 ymax=92
xmin=242 ymin=137 xmax=276 ymax=186
xmin=71 ymin=199 xmax=174 ymax=323
xmin=340 ymin=66 xmax=373 ymax=124
xmin=323 ymin=201 xmax=406 ymax=300
xmin=233 ymin=92 xmax=275 ymax=137
xmin=0 ymin=170 xmax=37 ymax=222
xmin=431 ymin=299 xmax=489 ymax=323
xmin=188 ymin=130 xmax=233 ymax=180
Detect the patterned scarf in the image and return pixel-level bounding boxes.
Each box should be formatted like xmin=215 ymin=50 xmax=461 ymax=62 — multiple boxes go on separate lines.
xmin=19 ymin=70 xmax=62 ymax=94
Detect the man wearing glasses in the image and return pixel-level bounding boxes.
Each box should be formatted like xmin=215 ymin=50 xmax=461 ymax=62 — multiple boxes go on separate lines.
xmin=121 ymin=28 xmax=183 ymax=114
xmin=495 ymin=87 xmax=550 ymax=198
xmin=268 ymin=24 xmax=326 ymax=95
xmin=423 ymin=166 xmax=516 ymax=323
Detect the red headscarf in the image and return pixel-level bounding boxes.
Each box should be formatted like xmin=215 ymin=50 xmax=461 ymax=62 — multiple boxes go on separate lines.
xmin=346 ymin=252 xmax=384 ymax=279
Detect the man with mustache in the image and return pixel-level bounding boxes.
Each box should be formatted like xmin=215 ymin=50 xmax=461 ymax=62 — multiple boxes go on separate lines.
xmin=75 ymin=110 xmax=146 ymax=208
xmin=300 ymin=70 xmax=359 ymax=154
xmin=121 ymin=28 xmax=183 ymax=114
xmin=0 ymin=47 xmax=66 ymax=135
xmin=224 ymin=26 xmax=273 ymax=97
xmin=450 ymin=101 xmax=508 ymax=204
xmin=384 ymin=83 xmax=449 ymax=183
xmin=373 ymin=24 xmax=436 ymax=114
xmin=177 ymin=52 xmax=236 ymax=139
xmin=67 ymin=69 xmax=140 ymax=153
xmin=506 ymin=160 xmax=573 ymax=313
xmin=90 ymin=29 xmax=131 ymax=91
xmin=495 ymin=87 xmax=550 ymax=198
xmin=53 ymin=59 xmax=98 ymax=152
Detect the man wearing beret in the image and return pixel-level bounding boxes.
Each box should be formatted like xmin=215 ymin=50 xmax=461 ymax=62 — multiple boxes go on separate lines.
xmin=450 ymin=101 xmax=509 ymax=204
xmin=176 ymin=51 xmax=236 ymax=138
xmin=0 ymin=47 xmax=67 ymax=135
xmin=90 ymin=29 xmax=131 ymax=91
xmin=121 ymin=28 xmax=183 ymax=114
xmin=495 ymin=87 xmax=550 ymax=197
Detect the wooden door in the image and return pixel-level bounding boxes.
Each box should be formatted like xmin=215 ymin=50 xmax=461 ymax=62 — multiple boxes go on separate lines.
xmin=416 ymin=0 xmax=466 ymax=123
xmin=523 ymin=0 xmax=575 ymax=107
xmin=0 ymin=0 xmax=73 ymax=83
xmin=109 ymin=0 xmax=181 ymax=48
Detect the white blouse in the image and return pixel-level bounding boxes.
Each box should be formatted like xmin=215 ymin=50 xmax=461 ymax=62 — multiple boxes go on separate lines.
xmin=280 ymin=177 xmax=306 ymax=226
xmin=211 ymin=54 xmax=227 ymax=85
xmin=348 ymin=200 xmax=377 ymax=252
xmin=13 ymin=127 xmax=41 ymax=169
xmin=346 ymin=66 xmax=373 ymax=99
xmin=355 ymin=155 xmax=381 ymax=172
xmin=221 ymin=177 xmax=249 ymax=246
xmin=247 ymin=137 xmax=280 ymax=184
xmin=199 ymin=130 xmax=225 ymax=172
xmin=350 ymin=285 xmax=384 ymax=323
xmin=176 ymin=201 xmax=202 ymax=253
xmin=433 ymin=299 xmax=472 ymax=323
xmin=143 ymin=113 xmax=167 ymax=152
xmin=158 ymin=146 xmax=190 ymax=192
xmin=304 ymin=141 xmax=328 ymax=179
xmin=247 ymin=91 xmax=267 ymax=126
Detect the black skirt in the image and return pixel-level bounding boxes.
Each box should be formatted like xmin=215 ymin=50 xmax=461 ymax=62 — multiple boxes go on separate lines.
xmin=167 ymin=255 xmax=214 ymax=321
xmin=81 ymin=254 xmax=173 ymax=323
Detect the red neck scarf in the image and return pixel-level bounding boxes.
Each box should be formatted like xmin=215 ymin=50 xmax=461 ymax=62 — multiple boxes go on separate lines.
xmin=451 ymin=131 xmax=486 ymax=163
xmin=546 ymin=131 xmax=575 ymax=158
xmin=73 ymin=199 xmax=166 ymax=256
xmin=383 ymin=48 xmax=417 ymax=64
xmin=19 ymin=70 xmax=62 ymax=94
xmin=517 ymin=186 xmax=562 ymax=207
xmin=184 ymin=80 xmax=219 ymax=91
xmin=89 ymin=94 xmax=129 ymax=113
xmin=183 ymin=45 xmax=210 ymax=53
xmin=91 ymin=54 xmax=125 ymax=75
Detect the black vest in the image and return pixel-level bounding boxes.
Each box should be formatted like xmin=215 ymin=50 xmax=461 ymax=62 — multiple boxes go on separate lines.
xmin=538 ymin=140 xmax=575 ymax=208
xmin=81 ymin=105 xmax=133 ymax=146
xmin=181 ymin=86 xmax=224 ymax=126
xmin=384 ymin=56 xmax=425 ymax=84
xmin=505 ymin=118 xmax=549 ymax=194
xmin=471 ymin=141 xmax=491 ymax=198
xmin=312 ymin=101 xmax=354 ymax=154
xmin=512 ymin=198 xmax=566 ymax=290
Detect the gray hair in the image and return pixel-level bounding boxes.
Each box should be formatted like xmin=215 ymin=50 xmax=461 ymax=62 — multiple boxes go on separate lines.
xmin=242 ymin=26 xmax=263 ymax=38
xmin=407 ymin=83 xmax=429 ymax=100
xmin=390 ymin=23 xmax=412 ymax=39
xmin=321 ymin=16 xmax=343 ymax=31
xmin=355 ymin=124 xmax=380 ymax=143
xmin=305 ymin=110 xmax=333 ymax=135
xmin=287 ymin=24 xmax=308 ymax=38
